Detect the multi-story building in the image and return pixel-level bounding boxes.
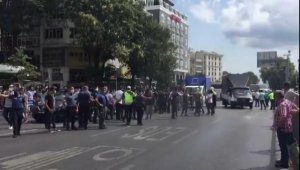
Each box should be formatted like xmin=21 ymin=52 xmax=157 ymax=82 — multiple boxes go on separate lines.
xmin=189 ymin=50 xmax=223 ymax=83
xmin=145 ymin=0 xmax=189 ymax=85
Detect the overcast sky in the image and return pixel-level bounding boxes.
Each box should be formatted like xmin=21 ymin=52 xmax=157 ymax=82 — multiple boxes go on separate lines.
xmin=173 ymin=0 xmax=299 ymax=75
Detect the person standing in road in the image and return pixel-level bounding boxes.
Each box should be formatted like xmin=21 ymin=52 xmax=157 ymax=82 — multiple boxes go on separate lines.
xmin=44 ymin=87 xmax=56 ymax=133
xmin=255 ymin=91 xmax=260 ymax=107
xmin=114 ymin=88 xmax=123 ymax=121
xmin=145 ymin=89 xmax=154 ymax=120
xmin=194 ymin=91 xmax=205 ymax=116
xmin=206 ymin=90 xmax=214 ymax=115
xmin=77 ymin=86 xmax=91 ymax=130
xmin=211 ymin=87 xmax=217 ymax=113
xmin=96 ymin=88 xmax=107 ymax=129
xmin=64 ymin=86 xmax=77 ymax=130
xmin=170 ymin=87 xmax=179 ymax=119
xmin=10 ymin=86 xmax=27 ymax=138
xmin=135 ymin=89 xmax=145 ymax=126
xmin=269 ymin=90 xmax=275 ymax=110
xmin=0 ymin=85 xmax=14 ymax=129
xmin=259 ymin=90 xmax=266 ymax=110
xmin=104 ymin=86 xmax=114 ymax=120
xmin=123 ymin=86 xmax=135 ymax=126
xmin=181 ymin=90 xmax=188 ymax=116
xmin=272 ymin=91 xmax=297 ymax=169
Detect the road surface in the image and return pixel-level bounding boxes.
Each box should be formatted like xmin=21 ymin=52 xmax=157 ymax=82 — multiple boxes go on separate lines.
xmin=0 ymin=106 xmax=283 ymax=170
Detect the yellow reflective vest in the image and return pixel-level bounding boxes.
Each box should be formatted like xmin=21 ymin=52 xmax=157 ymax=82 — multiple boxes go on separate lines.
xmin=124 ymin=91 xmax=134 ymax=105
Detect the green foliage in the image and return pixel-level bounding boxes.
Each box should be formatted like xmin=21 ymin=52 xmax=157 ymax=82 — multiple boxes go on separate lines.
xmin=242 ymin=71 xmax=259 ymax=85
xmin=260 ymin=57 xmax=296 ymax=90
xmin=8 ymin=49 xmax=41 ymax=81
xmin=223 ymin=71 xmax=259 ymax=86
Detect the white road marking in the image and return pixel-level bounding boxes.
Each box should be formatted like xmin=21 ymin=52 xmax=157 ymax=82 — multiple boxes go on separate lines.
xmin=122 ymin=126 xmax=186 ymax=142
xmin=91 ymin=127 xmax=130 ymax=137
xmin=0 ymin=129 xmax=40 ymax=137
xmin=146 ymin=127 xmax=186 ymax=142
xmin=173 ymin=130 xmax=199 ymax=144
xmin=93 ymin=148 xmax=133 ymax=161
xmin=120 ymin=164 xmax=135 ymax=170
xmin=0 ymin=153 xmax=27 ymax=162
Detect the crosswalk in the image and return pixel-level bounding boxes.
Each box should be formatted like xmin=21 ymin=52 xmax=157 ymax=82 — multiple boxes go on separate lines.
xmin=0 ymin=147 xmax=91 ymax=170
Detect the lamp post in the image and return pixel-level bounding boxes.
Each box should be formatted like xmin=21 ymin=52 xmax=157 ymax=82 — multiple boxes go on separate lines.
xmin=284 ymin=50 xmax=291 ymax=83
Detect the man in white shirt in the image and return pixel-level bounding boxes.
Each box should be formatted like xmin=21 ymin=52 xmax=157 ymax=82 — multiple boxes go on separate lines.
xmin=114 ymin=89 xmax=123 ymax=120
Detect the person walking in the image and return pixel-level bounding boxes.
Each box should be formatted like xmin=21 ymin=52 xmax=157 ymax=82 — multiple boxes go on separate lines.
xmin=77 ymin=86 xmax=91 ymax=130
xmin=206 ymin=90 xmax=214 ymax=115
xmin=272 ymin=91 xmax=297 ymax=169
xmin=0 ymin=85 xmax=14 ymax=129
xmin=145 ymin=89 xmax=154 ymax=120
xmin=114 ymin=89 xmax=123 ymax=121
xmin=96 ymin=88 xmax=107 ymax=129
xmin=259 ymin=90 xmax=266 ymax=110
xmin=44 ymin=87 xmax=56 ymax=133
xmin=64 ymin=86 xmax=77 ymax=130
xmin=170 ymin=88 xmax=179 ymax=119
xmin=255 ymin=91 xmax=260 ymax=107
xmin=10 ymin=86 xmax=27 ymax=138
xmin=135 ymin=89 xmax=145 ymax=126
xmin=181 ymin=90 xmax=188 ymax=116
xmin=123 ymin=86 xmax=135 ymax=126
xmin=269 ymin=90 xmax=275 ymax=110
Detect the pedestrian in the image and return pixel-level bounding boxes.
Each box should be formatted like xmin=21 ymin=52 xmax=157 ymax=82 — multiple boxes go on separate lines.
xmin=255 ymin=91 xmax=260 ymax=107
xmin=259 ymin=90 xmax=266 ymax=110
xmin=135 ymin=89 xmax=145 ymax=126
xmin=264 ymin=90 xmax=270 ymax=108
xmin=272 ymin=91 xmax=298 ymax=169
xmin=145 ymin=89 xmax=154 ymax=120
xmin=157 ymin=91 xmax=166 ymax=114
xmin=181 ymin=90 xmax=188 ymax=116
xmin=10 ymin=86 xmax=27 ymax=138
xmin=114 ymin=88 xmax=123 ymax=121
xmin=206 ymin=90 xmax=214 ymax=115
xmin=77 ymin=86 xmax=91 ymax=130
xmin=170 ymin=87 xmax=179 ymax=119
xmin=123 ymin=86 xmax=135 ymax=126
xmin=44 ymin=87 xmax=57 ymax=133
xmin=104 ymin=87 xmax=114 ymax=120
xmin=211 ymin=87 xmax=217 ymax=113
xmin=194 ymin=91 xmax=205 ymax=116
xmin=0 ymin=85 xmax=14 ymax=129
xmin=64 ymin=86 xmax=77 ymax=130
xmin=96 ymin=88 xmax=107 ymax=129
xmin=269 ymin=90 xmax=275 ymax=110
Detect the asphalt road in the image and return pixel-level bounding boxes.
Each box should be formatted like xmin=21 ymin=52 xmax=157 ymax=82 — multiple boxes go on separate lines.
xmin=0 ymin=106 xmax=284 ymax=170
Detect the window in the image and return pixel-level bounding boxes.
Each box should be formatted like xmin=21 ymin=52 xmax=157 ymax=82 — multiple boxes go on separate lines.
xmin=45 ymin=28 xmax=63 ymax=39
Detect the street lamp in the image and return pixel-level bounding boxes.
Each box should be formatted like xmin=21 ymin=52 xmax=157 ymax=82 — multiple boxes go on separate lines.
xmin=283 ymin=50 xmax=291 ymax=83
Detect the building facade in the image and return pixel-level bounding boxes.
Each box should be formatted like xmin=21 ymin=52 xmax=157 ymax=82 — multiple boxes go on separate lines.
xmin=189 ymin=50 xmax=223 ymax=83
xmin=145 ymin=0 xmax=189 ymax=85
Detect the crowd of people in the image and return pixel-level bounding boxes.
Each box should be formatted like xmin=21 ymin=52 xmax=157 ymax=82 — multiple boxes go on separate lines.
xmin=0 ymin=81 xmax=299 ymax=169
xmin=0 ymin=84 xmax=218 ymax=138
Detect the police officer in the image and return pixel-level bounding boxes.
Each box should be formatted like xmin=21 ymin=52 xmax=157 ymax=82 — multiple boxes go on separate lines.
xmin=64 ymin=86 xmax=77 ymax=130
xmin=77 ymin=86 xmax=91 ymax=130
xmin=96 ymin=89 xmax=107 ymax=129
xmin=123 ymin=86 xmax=135 ymax=126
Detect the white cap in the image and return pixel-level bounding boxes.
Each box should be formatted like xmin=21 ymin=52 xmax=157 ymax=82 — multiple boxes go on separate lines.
xmin=127 ymin=86 xmax=131 ymax=90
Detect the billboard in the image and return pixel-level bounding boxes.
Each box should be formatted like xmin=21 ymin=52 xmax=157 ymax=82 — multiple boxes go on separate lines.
xmin=257 ymin=51 xmax=277 ymax=68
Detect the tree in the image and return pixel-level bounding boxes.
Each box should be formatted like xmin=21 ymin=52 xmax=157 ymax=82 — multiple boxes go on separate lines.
xmin=142 ymin=19 xmax=177 ymax=89
xmin=8 ymin=49 xmax=41 ymax=81
xmin=260 ymin=57 xmax=296 ymax=90
xmin=64 ymin=0 xmax=144 ymax=81
xmin=242 ymin=71 xmax=259 ymax=86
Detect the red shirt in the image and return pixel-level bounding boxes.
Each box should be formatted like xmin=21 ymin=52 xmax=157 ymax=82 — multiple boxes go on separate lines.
xmin=273 ymin=99 xmax=294 ymax=133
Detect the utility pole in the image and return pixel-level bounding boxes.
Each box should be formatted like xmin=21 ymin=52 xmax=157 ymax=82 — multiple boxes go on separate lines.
xmin=285 ymin=50 xmax=291 ymax=83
